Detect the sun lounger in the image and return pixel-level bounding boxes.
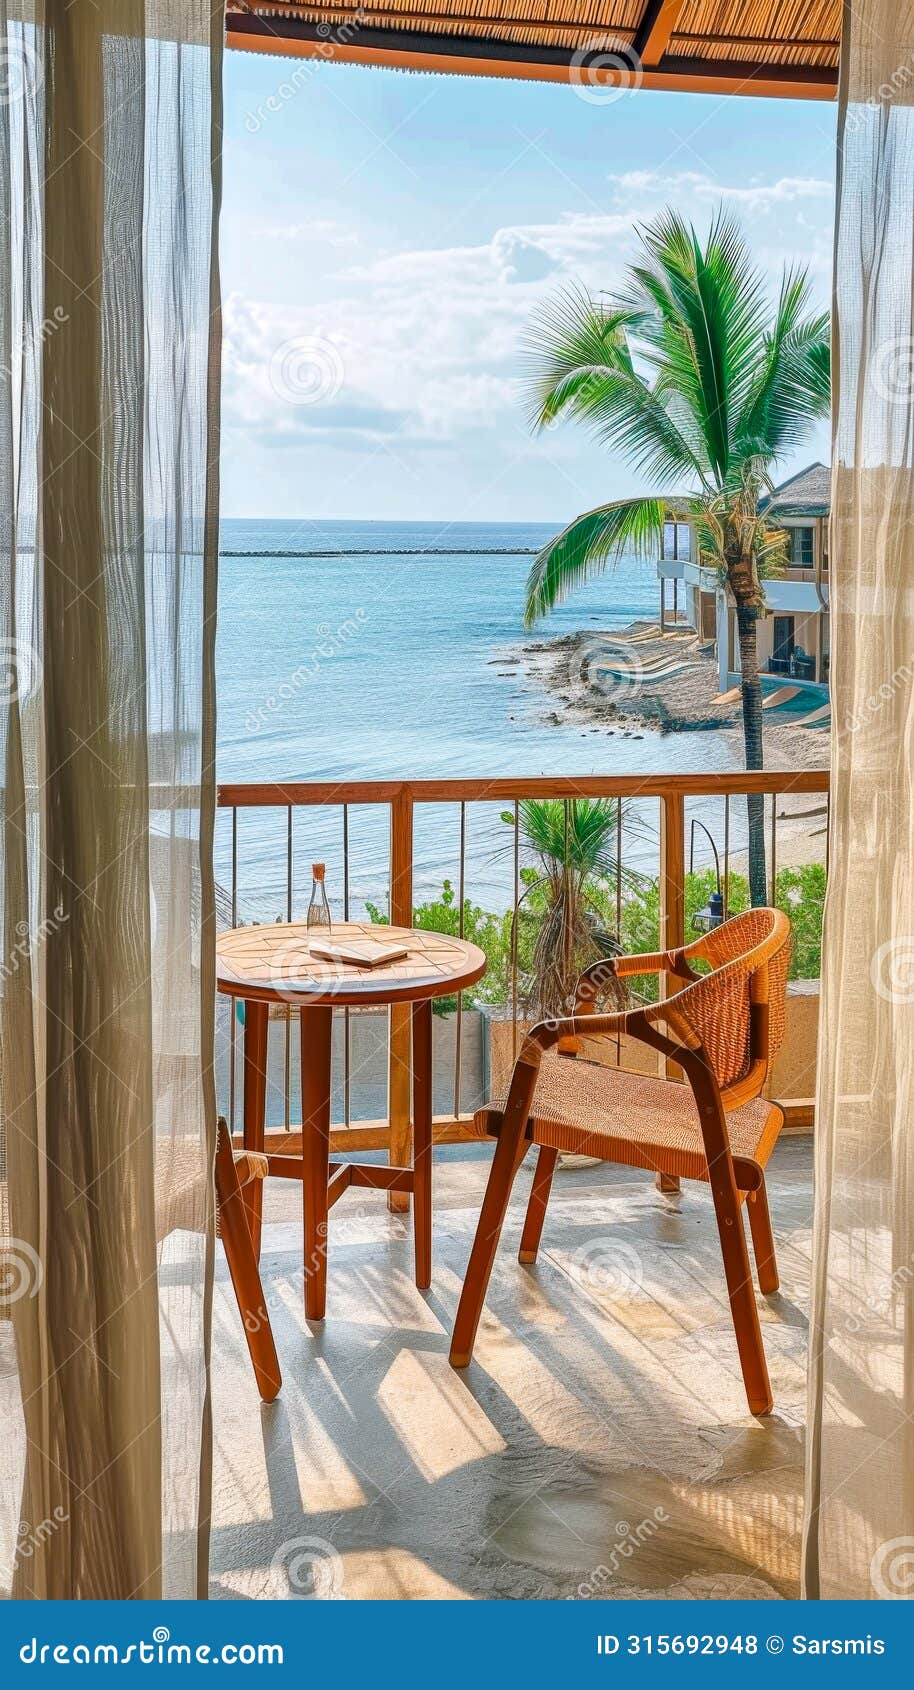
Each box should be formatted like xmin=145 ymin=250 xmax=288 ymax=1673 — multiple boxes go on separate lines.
xmin=796 ymin=702 xmax=831 ymax=727
xmin=762 ymin=685 xmax=802 ymax=710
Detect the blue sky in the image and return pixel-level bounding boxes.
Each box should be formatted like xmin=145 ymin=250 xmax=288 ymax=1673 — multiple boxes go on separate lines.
xmin=221 ymin=52 xmax=837 ymax=523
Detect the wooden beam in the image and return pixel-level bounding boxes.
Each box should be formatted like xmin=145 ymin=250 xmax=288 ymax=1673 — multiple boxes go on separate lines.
xmin=235 ymin=1118 xmax=478 ymax=1159
xmin=634 ymin=0 xmax=686 ymax=68
xmin=327 ymin=1162 xmax=353 ymax=1207
xmin=225 ymin=15 xmax=837 ymax=100
xmin=348 ymin=1162 xmax=415 ymax=1192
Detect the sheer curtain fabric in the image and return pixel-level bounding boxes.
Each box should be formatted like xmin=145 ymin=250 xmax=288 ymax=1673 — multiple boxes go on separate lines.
xmin=0 ymin=0 xmax=222 ymax=1599
xmin=804 ymin=0 xmax=914 ymax=1602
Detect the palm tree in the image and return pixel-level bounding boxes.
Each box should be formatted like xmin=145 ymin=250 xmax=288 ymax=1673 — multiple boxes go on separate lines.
xmin=522 ymin=210 xmax=830 ymax=906
xmin=504 ymin=797 xmax=642 ymax=1018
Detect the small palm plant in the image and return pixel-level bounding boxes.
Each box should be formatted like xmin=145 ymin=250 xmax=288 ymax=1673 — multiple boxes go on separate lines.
xmin=505 ymin=797 xmax=640 ymax=1019
xmin=522 ymin=209 xmax=830 ymax=905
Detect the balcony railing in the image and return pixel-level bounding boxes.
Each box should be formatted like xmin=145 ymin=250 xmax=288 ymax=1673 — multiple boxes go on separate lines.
xmin=216 ymin=770 xmax=830 ymax=1191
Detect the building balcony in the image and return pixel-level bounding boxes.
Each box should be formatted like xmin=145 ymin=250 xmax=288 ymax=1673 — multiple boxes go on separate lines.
xmin=761 ymin=578 xmax=829 ymax=615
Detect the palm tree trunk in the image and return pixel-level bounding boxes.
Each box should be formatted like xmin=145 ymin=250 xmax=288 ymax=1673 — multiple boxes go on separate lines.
xmin=735 ymin=601 xmax=768 ymax=906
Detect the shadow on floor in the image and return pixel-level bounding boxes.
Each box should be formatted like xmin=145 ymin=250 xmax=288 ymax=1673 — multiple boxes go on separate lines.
xmin=210 ymin=1138 xmax=812 ymax=1600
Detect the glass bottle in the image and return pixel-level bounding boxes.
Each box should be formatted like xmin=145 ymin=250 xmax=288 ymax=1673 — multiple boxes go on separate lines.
xmin=307 ymin=862 xmax=332 ymax=930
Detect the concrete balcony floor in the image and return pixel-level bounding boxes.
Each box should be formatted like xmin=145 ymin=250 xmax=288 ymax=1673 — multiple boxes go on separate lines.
xmin=210 ymin=1137 xmax=812 ymax=1601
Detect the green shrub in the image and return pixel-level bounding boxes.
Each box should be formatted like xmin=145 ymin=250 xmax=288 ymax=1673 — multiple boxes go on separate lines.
xmin=367 ymin=863 xmax=825 ymax=1012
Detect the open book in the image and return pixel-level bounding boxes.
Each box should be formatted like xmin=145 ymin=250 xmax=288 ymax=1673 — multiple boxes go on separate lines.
xmin=308 ymin=937 xmax=409 ymax=969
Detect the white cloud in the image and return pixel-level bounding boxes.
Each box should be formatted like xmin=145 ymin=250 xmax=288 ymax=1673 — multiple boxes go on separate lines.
xmin=491 ymin=230 xmax=560 ymax=284
xmin=610 ymin=169 xmax=832 ymax=213
xmin=222 ymin=174 xmax=833 ymax=459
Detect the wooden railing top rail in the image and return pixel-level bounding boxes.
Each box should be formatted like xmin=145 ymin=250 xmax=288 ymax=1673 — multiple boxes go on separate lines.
xmin=217 ymin=770 xmax=830 ymax=808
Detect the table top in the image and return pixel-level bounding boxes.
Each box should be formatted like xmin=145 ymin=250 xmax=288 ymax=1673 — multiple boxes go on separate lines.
xmin=216 ymin=920 xmax=487 ymax=1007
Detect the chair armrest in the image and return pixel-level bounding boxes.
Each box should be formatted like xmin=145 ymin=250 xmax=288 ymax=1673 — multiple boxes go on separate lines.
xmin=525 ymin=1005 xmax=645 ymax=1056
xmin=524 ymin=995 xmax=702 ymax=1064
xmin=573 ymin=949 xmax=689 ymax=1010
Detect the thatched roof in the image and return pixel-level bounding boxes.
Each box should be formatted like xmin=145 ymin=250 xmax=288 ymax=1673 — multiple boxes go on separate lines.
xmin=226 ymin=1 xmax=840 ymax=98
xmin=762 ymin=462 xmax=832 ymax=517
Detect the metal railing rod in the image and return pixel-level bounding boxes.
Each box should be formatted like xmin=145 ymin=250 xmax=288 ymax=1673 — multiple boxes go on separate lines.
xmin=511 ymin=798 xmax=519 ymax=1063
xmin=453 ymin=800 xmax=466 ymax=1119
xmin=723 ymin=795 xmax=731 ymax=919
xmin=343 ymin=802 xmax=351 ymax=1128
xmin=615 ymin=801 xmax=623 ymax=1066
xmin=229 ymin=806 xmax=238 ymax=1132
xmin=284 ymin=805 xmax=293 ymax=1131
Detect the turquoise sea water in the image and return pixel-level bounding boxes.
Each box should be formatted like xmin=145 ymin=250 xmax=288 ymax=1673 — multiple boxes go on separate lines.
xmin=215 ymin=519 xmax=738 ymax=913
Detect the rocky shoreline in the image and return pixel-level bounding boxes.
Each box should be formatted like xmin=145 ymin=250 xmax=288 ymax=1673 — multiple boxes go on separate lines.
xmin=509 ymin=622 xmax=831 ymax=774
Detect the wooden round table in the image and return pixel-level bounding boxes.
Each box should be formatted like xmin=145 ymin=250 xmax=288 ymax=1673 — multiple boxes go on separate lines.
xmin=216 ymin=921 xmax=487 ymax=1320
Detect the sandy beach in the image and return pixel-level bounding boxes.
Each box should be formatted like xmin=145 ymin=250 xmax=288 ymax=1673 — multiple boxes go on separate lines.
xmin=509 ymin=622 xmax=830 ymax=870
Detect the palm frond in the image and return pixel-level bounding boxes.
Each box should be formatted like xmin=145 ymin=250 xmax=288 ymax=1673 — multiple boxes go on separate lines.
xmin=516 ymin=798 xmax=642 ymax=881
xmin=521 ymin=283 xmax=636 ymax=431
xmin=522 ymin=281 xmax=708 ymax=486
xmin=566 ymin=369 xmax=713 ymax=488
xmin=524 ymin=497 xmax=670 ymax=626
xmin=734 ymin=267 xmax=830 ymax=458
xmin=623 ymin=209 xmax=769 ymax=484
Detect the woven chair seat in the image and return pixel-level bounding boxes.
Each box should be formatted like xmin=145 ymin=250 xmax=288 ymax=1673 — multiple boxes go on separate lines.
xmin=1 ymin=1141 xmax=267 ymax=1276
xmin=2 ymin=1128 xmax=281 ymax=1399
xmin=153 ymin=1139 xmax=267 ymax=1241
xmin=472 ymin=1052 xmax=783 ymax=1183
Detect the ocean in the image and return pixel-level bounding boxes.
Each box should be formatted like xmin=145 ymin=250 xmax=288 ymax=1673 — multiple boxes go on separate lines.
xmin=215 ymin=518 xmax=739 ymax=915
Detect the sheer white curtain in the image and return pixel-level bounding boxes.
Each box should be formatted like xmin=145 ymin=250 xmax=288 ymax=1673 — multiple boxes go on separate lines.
xmin=0 ymin=1 xmax=222 ymax=1598
xmin=804 ymin=0 xmax=914 ymax=1601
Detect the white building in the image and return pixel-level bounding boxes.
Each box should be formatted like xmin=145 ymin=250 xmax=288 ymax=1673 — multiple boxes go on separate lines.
xmin=657 ymin=462 xmax=830 ymax=691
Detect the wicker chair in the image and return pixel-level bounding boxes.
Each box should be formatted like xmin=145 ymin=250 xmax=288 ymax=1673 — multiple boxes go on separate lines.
xmin=1 ymin=1118 xmax=281 ymax=1403
xmin=213 ymin=1119 xmax=282 ymax=1401
xmin=450 ymin=908 xmax=791 ymax=1416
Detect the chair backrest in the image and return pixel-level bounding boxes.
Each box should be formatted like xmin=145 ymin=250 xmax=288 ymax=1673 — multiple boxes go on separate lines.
xmin=665 ymin=907 xmax=791 ymax=1101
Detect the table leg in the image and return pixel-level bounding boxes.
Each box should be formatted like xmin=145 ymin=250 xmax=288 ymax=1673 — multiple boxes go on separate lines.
xmin=300 ymin=1003 xmax=333 ymax=1321
xmin=411 ymin=998 xmax=433 ymax=1289
xmin=242 ymin=998 xmax=269 ymax=1260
